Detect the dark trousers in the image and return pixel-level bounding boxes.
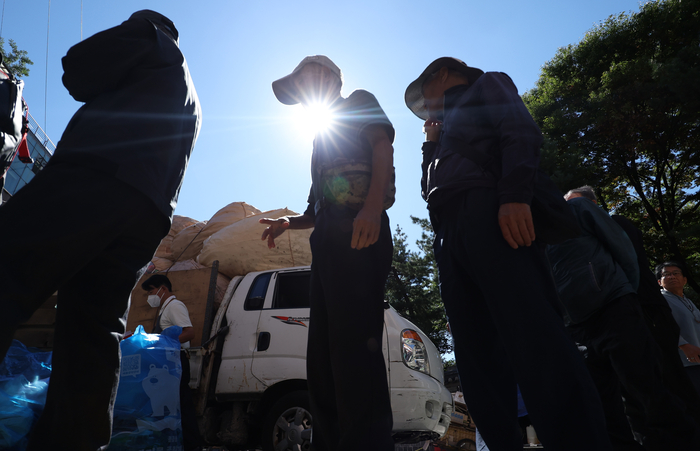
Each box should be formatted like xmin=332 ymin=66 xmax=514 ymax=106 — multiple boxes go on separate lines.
xmin=306 ymin=205 xmax=394 ymax=451
xmin=432 ymin=189 xmax=612 ymax=451
xmin=569 ymin=294 xmax=700 ymax=451
xmin=180 ymin=350 xmax=204 ymax=451
xmin=686 ymin=366 xmax=700 ymax=400
xmin=624 ymin=304 xmax=700 ymax=432
xmin=0 ymin=163 xmax=168 ymax=451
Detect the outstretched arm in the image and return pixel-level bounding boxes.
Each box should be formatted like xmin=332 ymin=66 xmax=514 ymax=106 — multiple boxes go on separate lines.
xmin=260 ymin=214 xmax=315 ymax=249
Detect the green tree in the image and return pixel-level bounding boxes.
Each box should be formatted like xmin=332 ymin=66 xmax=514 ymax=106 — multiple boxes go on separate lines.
xmin=385 ymin=217 xmax=451 ymax=355
xmin=0 ymin=37 xmax=33 ymax=78
xmin=523 ymin=0 xmax=700 ymax=294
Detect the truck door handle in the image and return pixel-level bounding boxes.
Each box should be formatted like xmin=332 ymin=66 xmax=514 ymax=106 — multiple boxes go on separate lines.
xmin=257 ymin=332 xmax=271 ymax=351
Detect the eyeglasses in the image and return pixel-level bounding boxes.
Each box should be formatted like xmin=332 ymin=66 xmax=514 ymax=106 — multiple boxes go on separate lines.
xmin=661 ymin=271 xmax=683 ymax=278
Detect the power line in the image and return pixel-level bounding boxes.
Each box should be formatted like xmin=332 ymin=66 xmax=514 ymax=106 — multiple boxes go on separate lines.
xmin=44 ymin=0 xmax=51 ymax=132
xmin=0 ymin=0 xmax=6 ymax=39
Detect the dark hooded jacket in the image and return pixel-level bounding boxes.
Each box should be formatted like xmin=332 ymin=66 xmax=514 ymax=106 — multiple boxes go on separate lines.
xmin=421 ymin=72 xmax=542 ymax=209
xmin=50 ymin=10 xmax=201 ymax=221
xmin=547 ymin=197 xmax=640 ymax=325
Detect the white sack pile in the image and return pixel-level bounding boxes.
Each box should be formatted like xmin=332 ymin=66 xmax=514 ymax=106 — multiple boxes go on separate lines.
xmin=153 ymin=215 xmax=198 ymax=260
xmin=197 ymin=208 xmax=313 ymax=278
xmin=169 ymin=202 xmax=262 ymax=261
xmin=169 ymin=221 xmax=208 ymax=261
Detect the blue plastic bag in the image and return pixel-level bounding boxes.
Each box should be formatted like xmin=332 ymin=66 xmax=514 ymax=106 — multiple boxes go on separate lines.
xmin=0 ymin=340 xmax=52 ymax=451
xmin=108 ymin=325 xmax=183 ymax=451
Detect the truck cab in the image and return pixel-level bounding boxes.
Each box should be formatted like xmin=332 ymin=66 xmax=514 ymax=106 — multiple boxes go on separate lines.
xmin=190 ymin=266 xmax=453 ymax=451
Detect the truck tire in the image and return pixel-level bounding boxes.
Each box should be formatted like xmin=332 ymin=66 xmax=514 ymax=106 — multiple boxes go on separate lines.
xmin=262 ymin=390 xmax=312 ymax=451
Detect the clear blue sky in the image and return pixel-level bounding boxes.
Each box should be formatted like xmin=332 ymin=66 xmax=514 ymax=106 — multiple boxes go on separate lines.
xmin=5 ymin=0 xmax=646 ymax=246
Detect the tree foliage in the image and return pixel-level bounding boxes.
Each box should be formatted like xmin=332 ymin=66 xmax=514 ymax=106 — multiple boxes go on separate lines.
xmin=385 ymin=217 xmax=452 ymax=355
xmin=0 ymin=37 xmax=33 ymax=78
xmin=523 ymin=0 xmax=700 ymax=294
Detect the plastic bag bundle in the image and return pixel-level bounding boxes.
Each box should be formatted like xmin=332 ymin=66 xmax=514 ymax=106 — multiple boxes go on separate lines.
xmin=108 ymin=325 xmax=183 ymax=451
xmin=0 ymin=340 xmax=52 ymax=451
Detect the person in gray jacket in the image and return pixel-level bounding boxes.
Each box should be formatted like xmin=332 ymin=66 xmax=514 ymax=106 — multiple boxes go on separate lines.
xmin=548 ymin=188 xmax=699 ymax=451
xmin=657 ymin=262 xmax=700 ymax=396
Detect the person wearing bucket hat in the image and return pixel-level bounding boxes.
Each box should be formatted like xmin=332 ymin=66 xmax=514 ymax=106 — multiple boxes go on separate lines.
xmin=262 ymin=56 xmax=396 ymax=451
xmin=403 ymin=58 xmax=613 ymax=451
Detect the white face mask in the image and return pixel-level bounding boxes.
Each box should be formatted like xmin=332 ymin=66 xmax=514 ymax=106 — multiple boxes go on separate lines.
xmin=147 ymin=287 xmax=163 ymax=308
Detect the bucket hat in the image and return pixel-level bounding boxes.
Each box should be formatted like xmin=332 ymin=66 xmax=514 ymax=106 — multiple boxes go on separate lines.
xmin=405 ymin=57 xmax=483 ymax=120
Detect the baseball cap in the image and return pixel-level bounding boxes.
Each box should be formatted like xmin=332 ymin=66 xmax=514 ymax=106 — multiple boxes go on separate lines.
xmin=272 ymin=55 xmax=343 ymax=105
xmin=405 ymin=57 xmax=484 ymax=120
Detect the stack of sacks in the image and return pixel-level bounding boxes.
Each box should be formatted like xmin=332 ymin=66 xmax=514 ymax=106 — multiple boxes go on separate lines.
xmin=167 ymin=259 xmax=206 ymax=272
xmin=198 ymin=208 xmax=313 ymax=278
xmin=169 ymin=221 xmax=207 ymax=261
xmin=169 ymin=202 xmax=262 ymax=262
xmin=149 ymin=257 xmax=174 ymax=273
xmin=153 ymin=215 xmax=198 ymax=260
xmin=146 ymin=257 xmax=202 ymax=274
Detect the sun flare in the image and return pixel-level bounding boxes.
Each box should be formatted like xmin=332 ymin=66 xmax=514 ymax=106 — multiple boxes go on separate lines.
xmin=292 ymin=102 xmax=335 ymax=139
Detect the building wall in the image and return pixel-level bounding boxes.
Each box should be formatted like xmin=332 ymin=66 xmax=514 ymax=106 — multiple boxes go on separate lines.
xmin=2 ymin=113 xmax=55 ymax=199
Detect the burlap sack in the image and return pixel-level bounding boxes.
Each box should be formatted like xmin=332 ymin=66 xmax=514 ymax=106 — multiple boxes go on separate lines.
xmin=170 ymin=202 xmax=262 ymax=262
xmin=170 ymin=221 xmax=208 ymax=261
xmin=150 ymin=257 xmax=175 ymax=273
xmin=197 ymin=208 xmax=313 ymax=278
xmin=154 ymin=215 xmax=199 ymax=260
xmin=166 ymin=259 xmax=207 ymax=272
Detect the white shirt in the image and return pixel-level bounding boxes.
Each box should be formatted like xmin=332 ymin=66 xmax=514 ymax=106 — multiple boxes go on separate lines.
xmin=157 ymin=295 xmax=193 ymax=348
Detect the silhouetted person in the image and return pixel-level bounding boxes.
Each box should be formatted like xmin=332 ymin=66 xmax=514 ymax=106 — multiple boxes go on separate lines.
xmin=0 ymin=10 xmax=200 ymax=450
xmin=547 ymin=187 xmax=699 ymax=450
xmin=403 ymin=57 xmax=612 ymax=451
xmin=262 ymin=55 xmax=395 ymax=451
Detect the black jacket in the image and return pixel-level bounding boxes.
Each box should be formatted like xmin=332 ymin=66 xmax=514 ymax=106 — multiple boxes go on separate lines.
xmin=421 ymin=72 xmax=542 ymax=209
xmin=51 ymin=13 xmax=201 ymax=221
xmin=547 ymin=198 xmax=640 ymax=325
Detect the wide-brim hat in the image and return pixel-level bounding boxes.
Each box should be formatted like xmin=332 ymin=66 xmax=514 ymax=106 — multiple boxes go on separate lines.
xmin=405 ymin=57 xmax=484 ymax=120
xmin=272 ymin=55 xmax=343 ymax=105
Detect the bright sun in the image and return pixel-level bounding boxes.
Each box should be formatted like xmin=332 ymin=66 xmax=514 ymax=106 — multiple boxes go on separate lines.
xmin=292 ymin=102 xmax=335 ymax=139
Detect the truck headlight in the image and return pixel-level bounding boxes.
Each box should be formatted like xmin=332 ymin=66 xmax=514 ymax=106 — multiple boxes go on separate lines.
xmin=401 ymin=329 xmax=430 ymax=375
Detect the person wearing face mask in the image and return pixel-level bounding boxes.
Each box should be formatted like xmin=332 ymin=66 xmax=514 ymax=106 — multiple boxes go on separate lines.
xmin=141 ymin=274 xmax=203 ymax=451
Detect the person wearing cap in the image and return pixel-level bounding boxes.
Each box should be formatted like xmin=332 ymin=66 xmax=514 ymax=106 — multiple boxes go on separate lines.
xmin=404 ymin=58 xmax=613 ymax=451
xmin=0 ymin=10 xmax=201 ymax=450
xmin=262 ymin=55 xmax=395 ymax=451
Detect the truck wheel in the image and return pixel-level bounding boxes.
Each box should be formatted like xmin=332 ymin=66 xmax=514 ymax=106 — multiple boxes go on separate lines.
xmin=262 ymin=390 xmax=312 ymax=451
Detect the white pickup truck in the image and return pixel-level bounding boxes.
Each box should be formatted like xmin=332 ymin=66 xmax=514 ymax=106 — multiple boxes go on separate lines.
xmin=188 ymin=265 xmax=453 ymax=451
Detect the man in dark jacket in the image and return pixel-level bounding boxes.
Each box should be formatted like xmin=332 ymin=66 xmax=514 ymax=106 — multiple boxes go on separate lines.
xmin=0 ymin=10 xmax=200 ymax=451
xmin=547 ymin=189 xmax=699 ymax=451
xmin=403 ymin=57 xmax=612 ymax=451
